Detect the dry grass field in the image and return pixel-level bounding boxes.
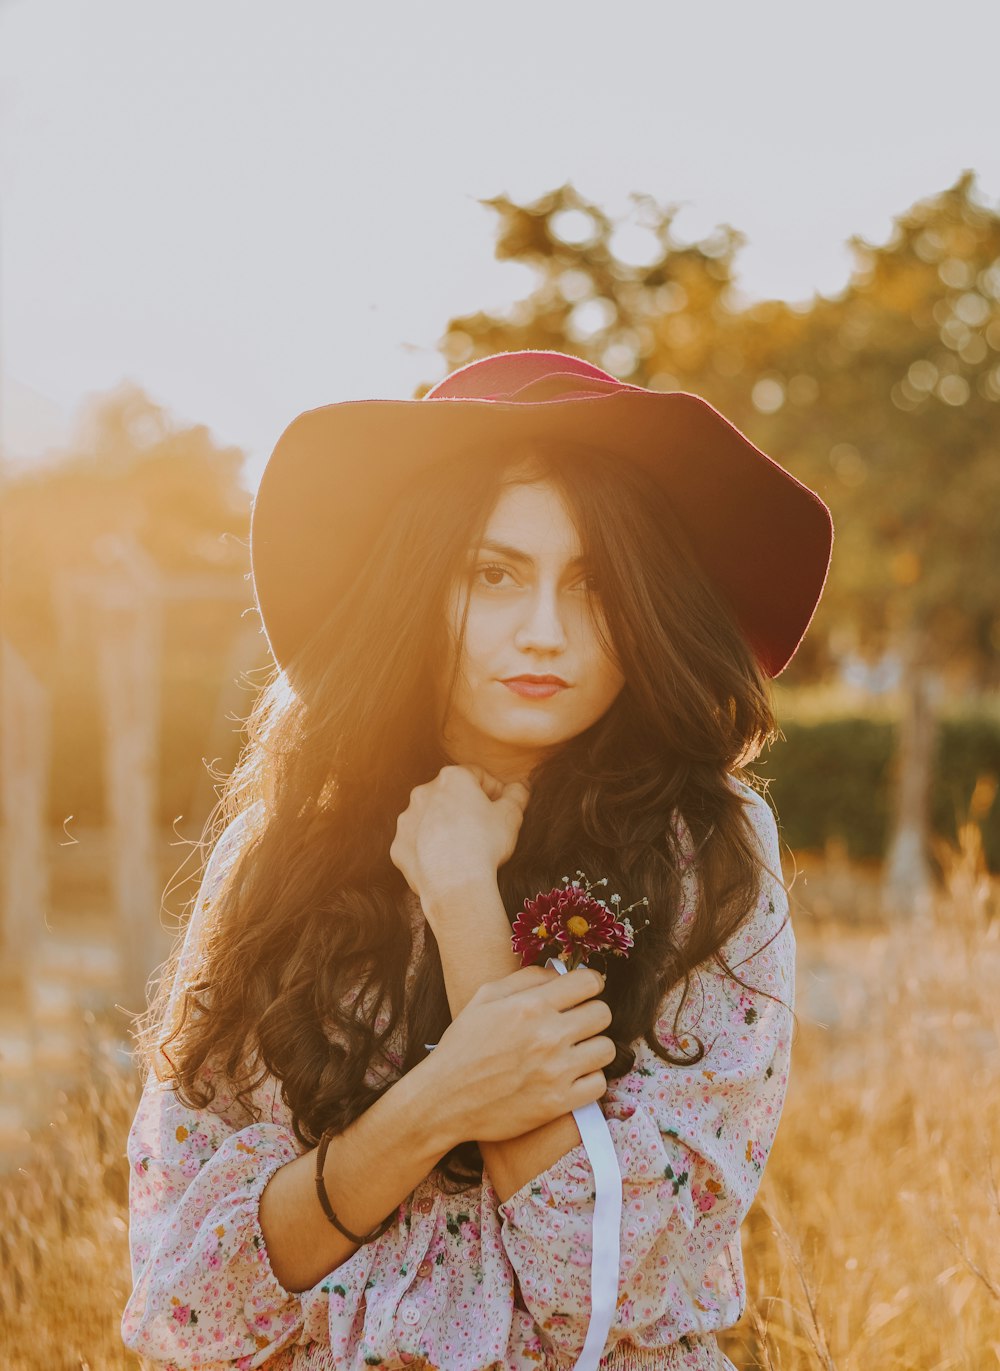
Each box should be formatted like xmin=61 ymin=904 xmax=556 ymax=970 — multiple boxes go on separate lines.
xmin=1 ymin=823 xmax=998 ymax=1370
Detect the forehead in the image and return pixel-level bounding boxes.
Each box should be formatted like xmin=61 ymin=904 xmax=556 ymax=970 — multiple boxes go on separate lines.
xmin=478 ymin=479 xmax=581 ymax=548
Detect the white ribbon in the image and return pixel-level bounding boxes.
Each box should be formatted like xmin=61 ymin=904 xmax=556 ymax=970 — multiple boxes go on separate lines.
xmin=425 ymin=957 xmax=621 ymax=1369
xmin=545 ymin=955 xmax=621 ymax=1370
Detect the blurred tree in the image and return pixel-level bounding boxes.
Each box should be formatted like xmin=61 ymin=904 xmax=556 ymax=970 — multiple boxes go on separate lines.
xmin=2 ymin=384 xmax=259 ymax=837
xmin=3 ymin=381 xmax=252 ymax=673
xmin=760 ymin=171 xmax=1000 ymax=909
xmin=428 ymin=173 xmax=1000 ymax=905
xmin=1 ymin=385 xmax=258 ymax=996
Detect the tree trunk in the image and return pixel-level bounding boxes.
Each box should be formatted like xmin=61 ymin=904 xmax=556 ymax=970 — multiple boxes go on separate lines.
xmin=882 ymin=627 xmax=940 ymax=920
xmin=0 ymin=639 xmax=50 ymax=970
xmin=94 ymin=579 xmax=162 ymax=1012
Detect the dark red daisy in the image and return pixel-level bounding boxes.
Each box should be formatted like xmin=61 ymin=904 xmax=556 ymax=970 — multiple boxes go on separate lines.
xmin=510 ymin=872 xmax=647 ymax=972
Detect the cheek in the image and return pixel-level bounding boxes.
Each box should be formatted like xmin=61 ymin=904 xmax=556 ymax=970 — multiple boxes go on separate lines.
xmin=585 ymin=614 xmax=625 ymax=688
xmin=595 ymin=641 xmax=627 ymax=706
xmin=597 ymin=664 xmax=627 ymax=707
xmin=458 ymin=601 xmax=506 ymax=667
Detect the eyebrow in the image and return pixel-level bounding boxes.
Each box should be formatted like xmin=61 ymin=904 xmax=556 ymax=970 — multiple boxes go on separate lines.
xmin=472 ymin=538 xmax=588 ymax=568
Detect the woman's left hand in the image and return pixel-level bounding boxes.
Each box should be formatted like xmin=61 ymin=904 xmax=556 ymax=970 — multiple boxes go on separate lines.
xmin=389 ymin=764 xmax=530 ymax=909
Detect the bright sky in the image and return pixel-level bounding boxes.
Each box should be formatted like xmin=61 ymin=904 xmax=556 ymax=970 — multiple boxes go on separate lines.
xmin=2 ymin=0 xmax=998 ymax=493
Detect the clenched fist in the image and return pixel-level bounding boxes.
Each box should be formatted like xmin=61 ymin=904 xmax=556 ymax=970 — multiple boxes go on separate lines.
xmin=389 ymin=764 xmax=530 ymax=911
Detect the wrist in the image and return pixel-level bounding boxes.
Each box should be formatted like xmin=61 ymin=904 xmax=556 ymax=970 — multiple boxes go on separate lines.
xmin=439 ymin=936 xmax=520 ymax=1017
xmin=420 ymin=871 xmax=498 ymax=919
xmin=419 ymin=877 xmax=519 ymax=1014
xmin=406 ymin=1049 xmax=468 ymax=1157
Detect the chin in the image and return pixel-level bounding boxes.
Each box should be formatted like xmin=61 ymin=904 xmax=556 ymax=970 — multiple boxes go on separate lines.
xmin=493 ymin=724 xmax=577 ymax=750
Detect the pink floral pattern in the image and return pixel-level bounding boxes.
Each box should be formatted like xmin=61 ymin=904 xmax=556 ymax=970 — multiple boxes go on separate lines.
xmin=122 ymin=779 xmax=794 ymax=1370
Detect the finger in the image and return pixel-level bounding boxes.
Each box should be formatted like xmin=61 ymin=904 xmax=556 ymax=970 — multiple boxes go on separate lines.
xmin=567 ymin=1069 xmax=609 ymax=1108
xmin=572 ymin=1033 xmax=617 ymax=1072
xmin=454 ymin=763 xmax=504 ymax=800
xmin=534 ymin=964 xmax=605 ymax=1009
xmin=438 ymin=764 xmax=477 ymax=788
xmin=496 ymin=791 xmax=531 ymax=830
xmin=479 ymin=964 xmax=560 ymax=1000
xmin=566 ymin=995 xmax=614 ymax=1037
xmin=502 ymin=780 xmax=531 ymax=811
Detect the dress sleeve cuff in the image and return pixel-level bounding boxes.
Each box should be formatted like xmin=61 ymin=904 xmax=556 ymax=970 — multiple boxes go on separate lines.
xmin=244 ymin=1148 xmax=306 ymax=1312
xmin=497 ymin=1139 xmax=592 ymax=1223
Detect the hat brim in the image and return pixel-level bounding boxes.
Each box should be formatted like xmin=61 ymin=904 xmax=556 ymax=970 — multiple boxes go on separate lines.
xmin=250 ymin=389 xmax=833 ymax=680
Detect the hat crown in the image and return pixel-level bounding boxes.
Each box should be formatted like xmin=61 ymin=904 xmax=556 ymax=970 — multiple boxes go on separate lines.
xmin=425 ymin=349 xmax=621 ymax=401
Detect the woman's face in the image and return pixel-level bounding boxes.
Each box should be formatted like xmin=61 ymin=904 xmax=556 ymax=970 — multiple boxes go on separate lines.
xmin=439 ymin=476 xmax=627 ymax=785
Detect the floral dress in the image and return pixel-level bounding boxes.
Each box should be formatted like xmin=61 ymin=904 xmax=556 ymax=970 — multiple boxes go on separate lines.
xmin=122 ymin=779 xmax=794 ymax=1371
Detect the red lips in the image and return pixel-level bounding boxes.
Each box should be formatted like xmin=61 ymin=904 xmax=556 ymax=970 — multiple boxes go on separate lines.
xmin=502 ymin=674 xmax=568 ymax=686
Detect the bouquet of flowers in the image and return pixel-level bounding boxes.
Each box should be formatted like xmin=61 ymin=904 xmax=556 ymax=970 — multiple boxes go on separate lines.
xmin=511 ymin=870 xmax=649 ymax=973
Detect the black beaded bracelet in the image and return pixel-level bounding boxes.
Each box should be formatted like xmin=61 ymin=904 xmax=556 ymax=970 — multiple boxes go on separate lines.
xmin=314 ymin=1127 xmax=398 ymax=1245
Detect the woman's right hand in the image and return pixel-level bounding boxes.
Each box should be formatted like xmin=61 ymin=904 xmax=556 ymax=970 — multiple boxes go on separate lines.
xmin=423 ymin=964 xmax=616 ymax=1144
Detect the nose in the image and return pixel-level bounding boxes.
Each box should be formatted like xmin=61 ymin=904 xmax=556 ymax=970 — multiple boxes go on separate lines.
xmin=513 ymin=583 xmax=570 ymax=653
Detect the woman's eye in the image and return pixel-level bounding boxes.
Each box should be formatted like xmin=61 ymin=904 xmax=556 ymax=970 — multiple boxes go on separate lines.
xmin=472 ymin=563 xmax=600 ymax=592
xmin=474 ymin=562 xmax=514 ymax=588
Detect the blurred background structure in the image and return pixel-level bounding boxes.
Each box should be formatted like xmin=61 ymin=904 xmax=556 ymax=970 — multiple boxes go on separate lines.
xmin=1 ymin=0 xmax=998 ymax=1362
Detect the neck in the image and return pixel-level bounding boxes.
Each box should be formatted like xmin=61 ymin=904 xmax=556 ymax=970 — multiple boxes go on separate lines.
xmin=440 ymin=730 xmax=553 ymax=789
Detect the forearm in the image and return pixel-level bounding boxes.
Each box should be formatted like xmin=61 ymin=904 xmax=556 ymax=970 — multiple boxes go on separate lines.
xmin=258 ymin=1054 xmax=455 ymax=1293
xmin=427 ymin=877 xmax=584 ymax=1206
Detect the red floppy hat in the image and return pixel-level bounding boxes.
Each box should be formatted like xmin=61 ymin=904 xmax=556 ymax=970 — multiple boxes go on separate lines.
xmin=250 ymin=349 xmax=834 ymax=681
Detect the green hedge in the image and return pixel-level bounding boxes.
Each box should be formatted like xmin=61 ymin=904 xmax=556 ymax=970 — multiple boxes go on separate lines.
xmin=753 ymin=714 xmax=1000 ymax=871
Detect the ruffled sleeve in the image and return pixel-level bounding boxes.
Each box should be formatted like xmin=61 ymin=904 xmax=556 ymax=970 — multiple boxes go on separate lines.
xmin=122 ymin=1080 xmax=314 ymax=1367
xmin=123 ymin=1052 xmax=517 ymax=1371
xmin=490 ymin=781 xmax=796 ymax=1364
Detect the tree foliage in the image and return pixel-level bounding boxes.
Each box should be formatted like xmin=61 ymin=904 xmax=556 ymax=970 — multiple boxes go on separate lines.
xmin=3 ymin=381 xmax=251 ymax=670
xmin=430 ymin=172 xmax=1000 ymax=689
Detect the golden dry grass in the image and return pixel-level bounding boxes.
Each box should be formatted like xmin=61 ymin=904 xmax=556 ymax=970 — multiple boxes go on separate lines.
xmin=2 ymin=826 xmax=998 ymax=1369
xmin=720 ymin=817 xmax=1000 ymax=1369
xmin=0 ymin=1056 xmax=140 ymax=1369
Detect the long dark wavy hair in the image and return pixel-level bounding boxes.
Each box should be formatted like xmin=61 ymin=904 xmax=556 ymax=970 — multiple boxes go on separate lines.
xmin=133 ymin=434 xmax=791 ymax=1190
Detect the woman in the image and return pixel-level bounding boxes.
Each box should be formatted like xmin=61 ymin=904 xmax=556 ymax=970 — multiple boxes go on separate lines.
xmin=121 ymin=349 xmax=833 ymax=1370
